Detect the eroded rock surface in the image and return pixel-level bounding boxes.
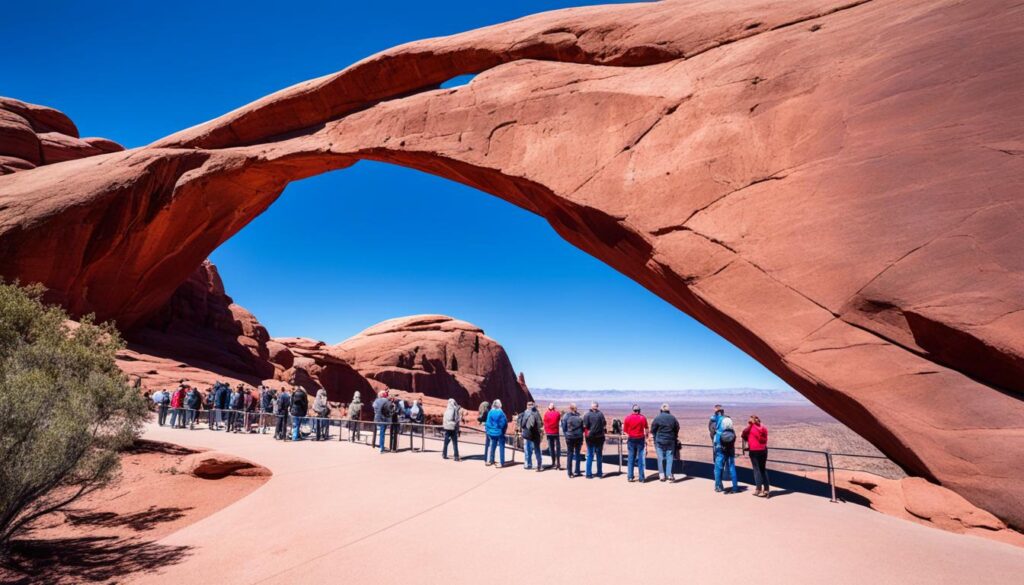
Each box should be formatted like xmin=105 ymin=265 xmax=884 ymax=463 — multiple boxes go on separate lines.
xmin=0 ymin=97 xmax=123 ymax=173
xmin=0 ymin=0 xmax=1021 ymax=527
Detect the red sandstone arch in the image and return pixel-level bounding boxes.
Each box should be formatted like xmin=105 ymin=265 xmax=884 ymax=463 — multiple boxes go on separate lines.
xmin=0 ymin=0 xmax=1022 ymax=527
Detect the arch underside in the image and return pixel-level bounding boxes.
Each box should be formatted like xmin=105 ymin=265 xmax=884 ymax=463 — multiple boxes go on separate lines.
xmin=0 ymin=0 xmax=1021 ymax=527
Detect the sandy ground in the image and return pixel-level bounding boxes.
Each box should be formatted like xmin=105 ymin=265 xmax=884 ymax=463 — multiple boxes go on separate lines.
xmin=0 ymin=440 xmax=268 ymax=584
xmin=106 ymin=422 xmax=1024 ymax=585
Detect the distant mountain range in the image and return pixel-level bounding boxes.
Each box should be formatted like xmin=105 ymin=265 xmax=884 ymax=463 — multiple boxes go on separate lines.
xmin=530 ymin=387 xmax=808 ymax=405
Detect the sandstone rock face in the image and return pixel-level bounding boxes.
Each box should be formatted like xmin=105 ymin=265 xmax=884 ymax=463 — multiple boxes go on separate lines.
xmin=0 ymin=97 xmax=123 ymax=174
xmin=121 ymin=265 xmax=527 ymax=413
xmin=128 ymin=260 xmax=275 ymax=381
xmin=330 ymin=315 xmax=532 ymax=413
xmin=833 ymin=472 xmax=1024 ymax=547
xmin=0 ymin=0 xmax=1021 ymax=527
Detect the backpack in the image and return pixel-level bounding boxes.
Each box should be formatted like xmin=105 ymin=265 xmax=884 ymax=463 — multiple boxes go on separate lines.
xmin=720 ymin=428 xmax=736 ymax=446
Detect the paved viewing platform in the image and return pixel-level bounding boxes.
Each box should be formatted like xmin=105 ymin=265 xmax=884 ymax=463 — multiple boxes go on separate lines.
xmin=135 ymin=423 xmax=1024 ymax=584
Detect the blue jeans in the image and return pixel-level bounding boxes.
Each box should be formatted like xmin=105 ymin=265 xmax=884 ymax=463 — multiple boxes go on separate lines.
xmin=656 ymin=444 xmax=674 ymax=477
xmin=714 ymin=449 xmax=738 ymax=490
xmin=565 ymin=438 xmax=583 ymax=476
xmin=627 ymin=438 xmax=646 ymax=481
xmin=524 ymin=439 xmax=542 ymax=469
xmin=377 ymin=423 xmax=388 ymax=451
xmin=585 ymin=437 xmax=604 ymax=477
xmin=486 ymin=435 xmax=505 ymax=465
xmin=292 ymin=416 xmax=304 ymax=441
xmin=169 ymin=408 xmax=181 ymax=428
xmin=443 ymin=429 xmax=460 ymax=459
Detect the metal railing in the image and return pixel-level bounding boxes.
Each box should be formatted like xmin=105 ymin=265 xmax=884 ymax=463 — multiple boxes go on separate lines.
xmin=152 ymin=408 xmax=896 ymax=502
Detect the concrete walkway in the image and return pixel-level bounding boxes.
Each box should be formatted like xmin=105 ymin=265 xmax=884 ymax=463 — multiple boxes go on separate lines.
xmin=133 ymin=423 xmax=1024 ymax=584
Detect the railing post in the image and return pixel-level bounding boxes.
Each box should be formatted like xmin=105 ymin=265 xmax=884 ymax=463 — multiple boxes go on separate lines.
xmin=618 ymin=435 xmax=623 ymax=474
xmin=826 ymin=451 xmax=837 ymax=503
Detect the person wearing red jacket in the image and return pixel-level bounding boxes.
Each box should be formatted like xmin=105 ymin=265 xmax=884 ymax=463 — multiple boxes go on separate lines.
xmin=742 ymin=415 xmax=770 ymax=497
xmin=623 ymin=405 xmax=649 ymax=482
xmin=168 ymin=384 xmax=187 ymax=428
xmin=543 ymin=403 xmax=562 ymax=470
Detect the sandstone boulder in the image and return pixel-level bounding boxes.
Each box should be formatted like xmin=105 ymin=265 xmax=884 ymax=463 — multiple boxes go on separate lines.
xmin=181 ymin=452 xmax=271 ymax=479
xmin=330 ymin=315 xmax=532 ymax=412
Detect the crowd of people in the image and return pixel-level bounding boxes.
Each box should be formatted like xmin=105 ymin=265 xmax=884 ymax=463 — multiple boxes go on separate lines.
xmin=147 ymin=383 xmax=771 ymax=496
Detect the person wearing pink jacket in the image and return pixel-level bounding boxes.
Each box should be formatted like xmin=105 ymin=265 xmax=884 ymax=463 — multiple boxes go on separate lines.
xmin=742 ymin=415 xmax=770 ymax=498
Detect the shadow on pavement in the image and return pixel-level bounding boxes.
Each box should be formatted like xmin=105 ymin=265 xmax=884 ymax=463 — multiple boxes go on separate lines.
xmin=0 ymin=536 xmax=191 ymax=584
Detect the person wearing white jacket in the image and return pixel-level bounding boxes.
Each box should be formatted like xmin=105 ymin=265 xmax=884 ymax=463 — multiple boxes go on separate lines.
xmin=442 ymin=398 xmax=462 ymax=461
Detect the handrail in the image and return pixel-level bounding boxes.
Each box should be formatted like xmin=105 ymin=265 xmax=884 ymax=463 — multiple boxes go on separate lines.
xmin=151 ymin=408 xmax=903 ymax=502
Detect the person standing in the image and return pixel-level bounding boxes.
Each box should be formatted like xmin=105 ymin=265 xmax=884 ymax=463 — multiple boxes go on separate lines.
xmin=389 ymin=396 xmax=403 ymax=452
xmin=485 ymin=400 xmax=508 ymax=467
xmin=260 ymin=386 xmax=275 ymax=433
xmin=169 ymin=385 xmax=186 ymax=429
xmin=543 ymin=403 xmax=562 ymax=470
xmin=312 ymin=388 xmax=330 ymax=441
xmin=156 ymin=389 xmax=170 ymax=426
xmin=274 ymin=387 xmax=292 ymax=440
xmin=714 ymin=415 xmax=739 ymax=493
xmin=347 ymin=391 xmax=363 ymax=441
xmin=582 ymin=402 xmax=607 ymax=479
xmin=290 ymin=386 xmax=309 ymax=441
xmin=561 ymin=404 xmax=584 ymax=478
xmin=185 ymin=386 xmax=201 ymax=429
xmin=742 ymin=415 xmax=770 ymax=497
xmin=623 ymin=404 xmax=649 ymax=483
xmin=650 ymin=404 xmax=680 ymax=482
xmin=214 ymin=382 xmax=231 ymax=430
xmin=372 ymin=390 xmax=392 ymax=453
xmin=709 ymin=404 xmax=724 ymax=459
xmin=227 ymin=385 xmax=244 ymax=432
xmin=442 ymin=398 xmax=462 ymax=461
xmin=520 ymin=402 xmax=544 ymax=472
xmin=204 ymin=389 xmax=215 ymax=428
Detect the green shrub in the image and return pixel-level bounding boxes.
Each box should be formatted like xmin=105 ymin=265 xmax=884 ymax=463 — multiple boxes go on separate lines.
xmin=0 ymin=282 xmax=147 ymax=554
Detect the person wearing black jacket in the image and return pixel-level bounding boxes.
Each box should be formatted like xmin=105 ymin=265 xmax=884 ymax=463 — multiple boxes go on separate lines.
xmin=275 ymin=388 xmax=291 ymax=440
xmin=650 ymin=404 xmax=681 ymax=481
xmin=560 ymin=404 xmax=584 ymax=478
xmin=582 ymin=402 xmax=607 ymax=479
xmin=290 ymin=387 xmax=309 ymax=441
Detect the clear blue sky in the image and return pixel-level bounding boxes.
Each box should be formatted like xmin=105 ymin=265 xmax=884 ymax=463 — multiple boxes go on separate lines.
xmin=2 ymin=1 xmax=791 ymax=391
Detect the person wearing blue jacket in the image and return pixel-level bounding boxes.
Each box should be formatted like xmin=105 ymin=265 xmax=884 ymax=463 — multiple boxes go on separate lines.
xmin=714 ymin=415 xmax=739 ymax=493
xmin=560 ymin=403 xmax=584 ymax=478
xmin=485 ymin=399 xmax=508 ymax=467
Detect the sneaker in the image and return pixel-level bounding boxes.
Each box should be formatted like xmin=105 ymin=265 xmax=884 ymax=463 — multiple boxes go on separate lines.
xmin=454 ymin=457 xmax=461 ymax=462
xmin=628 ymin=478 xmax=636 ymax=483
xmin=715 ymin=487 xmax=723 ymax=493
xmin=668 ymin=475 xmax=676 ymax=482
xmin=659 ymin=473 xmax=666 ymax=481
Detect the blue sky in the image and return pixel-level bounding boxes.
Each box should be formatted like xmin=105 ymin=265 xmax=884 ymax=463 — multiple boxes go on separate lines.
xmin=2 ymin=1 xmax=791 ymax=391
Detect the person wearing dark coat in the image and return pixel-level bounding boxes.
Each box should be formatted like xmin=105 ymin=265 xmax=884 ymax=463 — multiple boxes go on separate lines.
xmin=560 ymin=404 xmax=585 ymax=478
xmin=274 ymin=388 xmax=291 ymax=440
xmin=650 ymin=404 xmax=681 ymax=482
xmin=290 ymin=387 xmax=309 ymax=441
xmin=582 ymin=402 xmax=607 ymax=478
